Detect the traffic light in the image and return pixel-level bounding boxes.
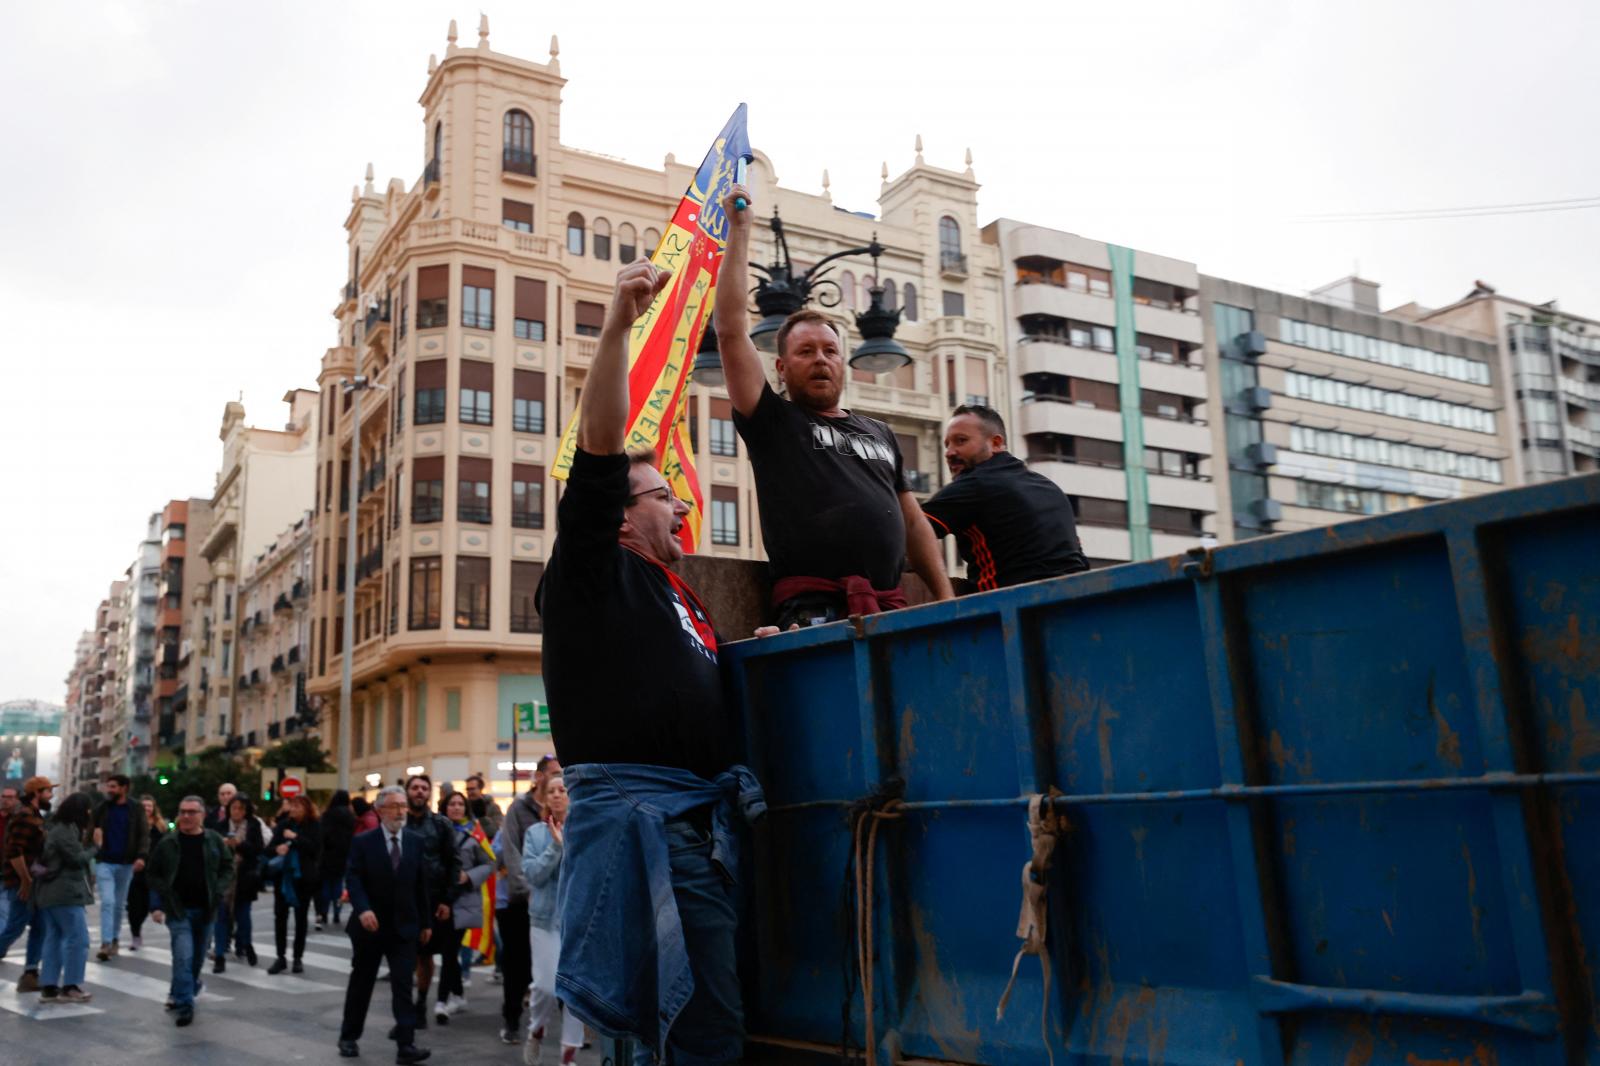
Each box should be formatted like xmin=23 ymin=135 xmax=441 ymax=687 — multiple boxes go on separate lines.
xmin=157 ymin=773 xmax=170 ymax=786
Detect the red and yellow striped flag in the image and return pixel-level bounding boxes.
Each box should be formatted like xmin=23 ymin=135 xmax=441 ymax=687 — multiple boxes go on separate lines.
xmin=463 ymin=819 xmax=496 ymax=965
xmin=551 ymin=104 xmax=753 ymax=553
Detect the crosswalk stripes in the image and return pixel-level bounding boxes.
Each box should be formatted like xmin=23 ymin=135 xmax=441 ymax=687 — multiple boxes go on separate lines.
xmin=0 ymin=960 xmax=105 ymax=1019
xmin=82 ymin=956 xmax=236 ymax=1004
xmin=135 ymin=943 xmax=343 ymax=994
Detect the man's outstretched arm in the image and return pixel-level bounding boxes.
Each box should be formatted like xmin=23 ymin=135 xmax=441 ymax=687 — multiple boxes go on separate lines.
xmin=714 ymin=183 xmax=767 ymax=419
xmin=577 ymin=261 xmax=673 ymax=456
xmin=902 ymin=491 xmax=955 ymax=601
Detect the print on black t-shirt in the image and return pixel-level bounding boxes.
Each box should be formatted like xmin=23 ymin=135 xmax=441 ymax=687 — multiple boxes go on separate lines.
xmin=734 ymin=385 xmax=909 ymax=589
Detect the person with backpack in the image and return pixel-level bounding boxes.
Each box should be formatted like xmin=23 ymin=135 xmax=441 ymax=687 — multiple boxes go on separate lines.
xmin=266 ymin=795 xmax=322 ymax=974
xmin=35 ymin=791 xmax=97 ymax=1004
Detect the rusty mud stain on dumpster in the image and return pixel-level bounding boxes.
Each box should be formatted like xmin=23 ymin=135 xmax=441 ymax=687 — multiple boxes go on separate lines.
xmin=1427 ymin=676 xmax=1463 ymax=770
xmin=1342 ymin=1020 xmax=1375 ymax=1066
xmin=906 ymin=905 xmax=983 ymax=1062
xmin=1402 ymin=1041 xmax=1499 ymax=1066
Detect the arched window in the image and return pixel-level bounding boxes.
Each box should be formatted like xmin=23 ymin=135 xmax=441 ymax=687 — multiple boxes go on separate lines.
xmin=883 ymin=279 xmax=898 ymax=311
xmin=592 ymin=218 xmax=612 ymax=261
xmin=903 ymin=282 xmax=918 ymax=321
xmin=566 ymin=212 xmax=585 ymax=256
xmin=503 ymin=110 xmax=535 ymax=175
xmin=617 ymin=223 xmax=638 ymax=262
xmin=840 ymin=270 xmax=856 ymax=310
xmin=643 ymin=228 xmax=661 ymax=258
xmin=939 ymin=216 xmax=962 ymax=269
xmin=432 ymin=123 xmax=442 ymax=164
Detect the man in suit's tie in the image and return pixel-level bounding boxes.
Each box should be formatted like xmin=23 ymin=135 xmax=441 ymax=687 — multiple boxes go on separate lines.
xmin=338 ymin=785 xmax=433 ymax=1063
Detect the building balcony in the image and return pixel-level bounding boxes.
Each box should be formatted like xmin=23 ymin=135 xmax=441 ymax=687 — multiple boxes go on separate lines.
xmin=268 ymin=721 xmax=281 ymax=740
xmin=420 ymin=157 xmax=440 ymax=194
xmin=930 ymin=315 xmax=995 ymax=345
xmin=1018 ymin=399 xmax=1124 ymax=441
xmin=565 ymin=335 xmax=599 ymax=367
xmin=408 ymin=215 xmax=555 ymax=260
xmin=250 ymin=668 xmax=261 ymax=685
xmin=413 ymin=502 xmax=444 ymax=525
xmin=1026 ymin=456 xmax=1129 ymax=501
xmin=511 ymin=511 xmax=545 ymax=530
xmin=271 ymin=654 xmax=286 ymax=674
xmin=503 ymin=148 xmax=538 ymax=180
xmin=200 ymin=505 xmax=238 ymax=558
xmin=851 ymin=380 xmax=942 ymax=421
xmin=291 ymin=578 xmax=307 ymax=600
xmin=940 ymin=252 xmax=968 ymax=279
xmin=1134 ymin=302 xmax=1204 ymax=346
xmin=274 ymin=593 xmax=293 ymax=613
xmin=1014 ymin=280 xmax=1115 ymax=328
xmin=458 ymin=503 xmax=493 ymax=525
xmin=287 ymin=645 xmax=301 ymax=664
xmin=1147 ymin=472 xmax=1220 ymax=512
xmin=364 ymin=297 xmax=391 ymax=338
xmin=1143 ymin=418 xmax=1212 ymax=455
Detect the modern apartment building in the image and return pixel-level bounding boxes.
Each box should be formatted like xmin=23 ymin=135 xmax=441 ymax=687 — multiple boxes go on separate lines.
xmin=169 ymin=500 xmax=212 ymax=758
xmin=107 ymin=515 xmax=162 ymax=777
xmin=306 ymin=20 xmax=997 ymax=800
xmin=150 ymin=500 xmax=194 ymax=761
xmin=1390 ymin=281 xmax=1600 ymax=484
xmin=1201 ymin=276 xmax=1512 ymax=539
xmin=234 ymin=511 xmax=314 ymax=751
xmin=982 ymin=219 xmax=1218 ymax=565
xmin=193 ymin=392 xmax=319 ymax=752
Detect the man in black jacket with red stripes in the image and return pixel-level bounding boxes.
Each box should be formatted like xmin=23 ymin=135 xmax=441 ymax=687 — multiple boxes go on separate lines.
xmin=922 ymin=404 xmax=1089 ymax=592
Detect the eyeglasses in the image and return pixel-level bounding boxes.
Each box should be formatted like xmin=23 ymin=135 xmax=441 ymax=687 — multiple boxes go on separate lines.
xmin=627 ymin=486 xmax=688 ymax=507
xmin=178 ymin=808 xmax=204 ymax=817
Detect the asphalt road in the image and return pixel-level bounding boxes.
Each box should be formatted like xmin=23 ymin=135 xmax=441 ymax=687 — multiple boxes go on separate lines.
xmin=0 ymin=895 xmax=612 ymax=1066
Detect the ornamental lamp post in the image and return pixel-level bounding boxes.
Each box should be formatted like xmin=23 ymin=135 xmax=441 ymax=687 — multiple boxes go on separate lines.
xmin=704 ymin=207 xmax=909 ymax=374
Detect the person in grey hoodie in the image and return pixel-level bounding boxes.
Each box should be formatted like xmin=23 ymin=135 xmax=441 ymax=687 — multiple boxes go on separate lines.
xmin=490 ymin=756 xmax=555 ymax=1045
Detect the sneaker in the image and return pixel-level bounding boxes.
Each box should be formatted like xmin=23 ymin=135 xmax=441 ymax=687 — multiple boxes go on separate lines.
xmin=315 ymin=920 xmax=325 ymax=932
xmin=129 ymin=935 xmax=142 ymax=951
xmin=498 ymin=1027 xmax=520 ymax=1045
xmin=560 ymin=1049 xmax=578 ymax=1066
xmin=39 ymin=986 xmax=60 ymax=1002
xmin=447 ymin=996 xmax=467 ymax=1015
xmin=60 ymin=986 xmax=92 ymax=1003
xmin=434 ymin=1002 xmax=449 ymax=1025
xmin=522 ymin=1028 xmax=542 ymax=1066
xmin=16 ymin=970 xmax=39 ymax=993
xmin=460 ymin=974 xmax=473 ymax=990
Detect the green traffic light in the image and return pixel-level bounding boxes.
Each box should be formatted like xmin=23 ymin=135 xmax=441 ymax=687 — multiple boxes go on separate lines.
xmin=158 ymin=774 xmax=170 ymax=785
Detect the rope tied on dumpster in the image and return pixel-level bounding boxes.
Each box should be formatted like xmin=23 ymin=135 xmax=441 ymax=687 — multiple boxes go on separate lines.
xmin=838 ymin=778 xmax=906 ymax=1066
xmin=995 ymin=793 xmax=1065 ymax=1066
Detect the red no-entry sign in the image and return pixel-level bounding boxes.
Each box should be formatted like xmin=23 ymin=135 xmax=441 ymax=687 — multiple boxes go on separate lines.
xmin=279 ymin=776 xmax=304 ymax=799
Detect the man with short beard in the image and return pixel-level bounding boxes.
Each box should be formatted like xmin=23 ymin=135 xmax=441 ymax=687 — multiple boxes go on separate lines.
xmin=403 ymin=775 xmax=458 ymax=1029
xmin=716 ymin=182 xmax=953 ymax=628
xmin=922 ymin=404 xmax=1088 ymax=591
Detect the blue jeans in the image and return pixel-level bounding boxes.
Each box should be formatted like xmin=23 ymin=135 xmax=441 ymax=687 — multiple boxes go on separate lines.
xmin=38 ymin=905 xmax=88 ymax=989
xmin=95 ymin=862 xmax=135 ymax=945
xmin=317 ymin=876 xmax=344 ymax=921
xmin=0 ymin=884 xmax=43 ymax=968
xmin=213 ymin=897 xmax=253 ymax=956
xmin=630 ymin=820 xmax=742 ymax=1066
xmin=167 ymin=907 xmax=210 ymax=1009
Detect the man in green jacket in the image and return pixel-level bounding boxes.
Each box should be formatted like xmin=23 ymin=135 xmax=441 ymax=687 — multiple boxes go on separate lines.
xmin=146 ymin=794 xmax=233 ymax=1027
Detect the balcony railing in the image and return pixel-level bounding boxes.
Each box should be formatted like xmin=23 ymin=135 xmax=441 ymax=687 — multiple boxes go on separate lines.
xmin=940 ymin=253 xmax=969 ymax=277
xmin=291 ymin=578 xmax=307 ymax=600
xmin=237 ymin=674 xmax=250 ymax=691
xmin=360 ymin=458 xmax=388 ymax=499
xmin=249 ymin=668 xmax=261 ymax=685
xmin=287 ymin=645 xmax=301 ymax=664
xmin=364 ymin=297 xmax=391 ymax=335
xmin=274 ymin=593 xmax=293 ymax=613
xmin=458 ymin=503 xmax=493 ymax=524
xmin=356 ymin=547 xmax=384 ymax=582
xmin=269 ymin=721 xmax=281 ymax=740
xmin=413 ymin=502 xmax=444 ymax=524
xmin=511 ymin=511 xmax=544 ymax=530
xmin=343 ymin=280 xmax=358 ymax=302
xmin=271 ymin=654 xmax=286 ymax=674
xmin=421 ymin=157 xmax=440 ymax=189
xmin=503 ymin=148 xmax=538 ymax=178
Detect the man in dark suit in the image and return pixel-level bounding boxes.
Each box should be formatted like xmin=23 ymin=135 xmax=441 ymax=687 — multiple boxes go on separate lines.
xmin=338 ymin=785 xmax=432 ymax=1063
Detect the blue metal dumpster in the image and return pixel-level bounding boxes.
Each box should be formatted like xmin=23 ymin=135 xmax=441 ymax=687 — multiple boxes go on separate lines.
xmin=723 ymin=473 xmax=1600 ymax=1066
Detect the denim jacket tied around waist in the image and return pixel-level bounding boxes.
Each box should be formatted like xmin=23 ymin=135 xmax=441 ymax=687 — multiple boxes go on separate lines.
xmin=554 ymin=762 xmax=765 ymax=1060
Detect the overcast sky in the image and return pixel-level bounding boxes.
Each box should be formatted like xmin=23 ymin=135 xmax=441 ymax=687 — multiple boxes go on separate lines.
xmin=4 ymin=0 xmax=1597 ymax=702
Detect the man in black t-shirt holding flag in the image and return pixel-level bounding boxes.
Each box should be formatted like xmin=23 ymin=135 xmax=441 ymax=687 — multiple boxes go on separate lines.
xmin=715 ymin=182 xmax=954 ymax=628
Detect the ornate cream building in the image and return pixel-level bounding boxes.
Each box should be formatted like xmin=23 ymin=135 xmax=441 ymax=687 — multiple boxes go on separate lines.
xmin=306 ymin=19 xmax=1000 ymax=801
xmin=234 ymin=512 xmax=315 ymax=751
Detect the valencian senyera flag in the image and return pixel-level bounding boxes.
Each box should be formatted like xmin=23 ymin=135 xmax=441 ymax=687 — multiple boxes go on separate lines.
xmin=463 ymin=819 xmax=496 ymax=965
xmin=551 ymin=104 xmax=753 ymax=552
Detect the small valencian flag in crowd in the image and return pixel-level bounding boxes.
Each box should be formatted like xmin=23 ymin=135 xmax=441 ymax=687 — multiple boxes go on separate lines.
xmin=551 ymin=104 xmax=753 ymax=552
